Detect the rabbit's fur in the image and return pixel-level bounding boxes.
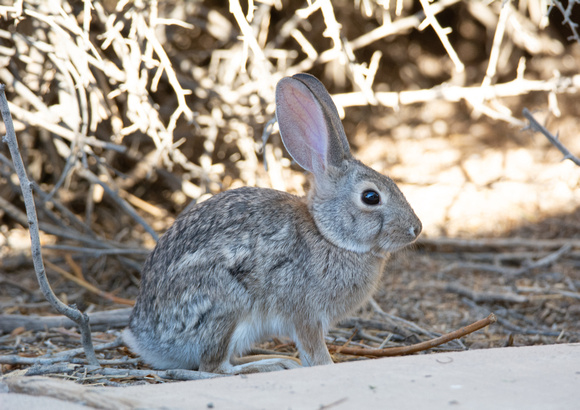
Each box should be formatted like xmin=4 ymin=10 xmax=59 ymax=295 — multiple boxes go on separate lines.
xmin=123 ymin=73 xmax=422 ymax=374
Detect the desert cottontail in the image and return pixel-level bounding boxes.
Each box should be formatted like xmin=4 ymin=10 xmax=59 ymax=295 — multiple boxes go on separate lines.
xmin=123 ymin=73 xmax=422 ymax=374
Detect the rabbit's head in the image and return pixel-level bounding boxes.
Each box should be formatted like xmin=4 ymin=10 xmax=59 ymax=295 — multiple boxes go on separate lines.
xmin=276 ymin=74 xmax=421 ymax=255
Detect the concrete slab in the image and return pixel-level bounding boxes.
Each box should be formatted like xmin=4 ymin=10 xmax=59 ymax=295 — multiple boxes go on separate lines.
xmin=2 ymin=343 xmax=579 ymax=409
xmin=0 ymin=393 xmax=89 ymax=410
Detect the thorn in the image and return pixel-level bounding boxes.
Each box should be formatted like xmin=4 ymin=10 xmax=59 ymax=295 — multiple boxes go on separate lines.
xmin=555 ymin=131 xmax=560 ymax=140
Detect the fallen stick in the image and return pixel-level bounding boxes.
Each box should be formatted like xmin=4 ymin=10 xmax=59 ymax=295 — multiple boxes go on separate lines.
xmin=18 ymin=364 xmax=222 ymax=382
xmin=444 ymin=283 xmax=528 ymax=304
xmin=328 ymin=314 xmax=496 ymax=357
xmin=0 ymin=338 xmax=125 ymax=365
xmin=418 ymin=237 xmax=580 ymax=250
xmin=462 ymin=299 xmax=563 ymax=337
xmin=0 ymin=308 xmax=132 ymax=333
xmin=439 ymin=244 xmax=572 ymax=277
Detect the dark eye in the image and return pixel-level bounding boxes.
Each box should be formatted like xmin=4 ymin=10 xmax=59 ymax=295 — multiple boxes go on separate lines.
xmin=362 ymin=189 xmax=380 ymax=205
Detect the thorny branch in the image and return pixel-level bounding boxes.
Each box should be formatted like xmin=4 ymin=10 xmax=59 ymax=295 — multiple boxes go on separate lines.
xmin=549 ymin=0 xmax=580 ymax=43
xmin=418 ymin=0 xmax=464 ymax=78
xmin=522 ymin=108 xmax=580 ymax=166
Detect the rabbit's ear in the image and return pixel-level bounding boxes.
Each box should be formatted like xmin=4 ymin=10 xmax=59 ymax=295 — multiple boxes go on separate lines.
xmin=276 ymin=74 xmax=352 ymax=175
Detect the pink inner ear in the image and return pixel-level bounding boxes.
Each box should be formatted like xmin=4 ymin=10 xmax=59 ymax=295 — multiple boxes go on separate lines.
xmin=276 ymin=80 xmax=328 ymax=174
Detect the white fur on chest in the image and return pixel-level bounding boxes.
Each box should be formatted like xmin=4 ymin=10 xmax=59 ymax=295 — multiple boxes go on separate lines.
xmin=229 ymin=313 xmax=296 ymax=357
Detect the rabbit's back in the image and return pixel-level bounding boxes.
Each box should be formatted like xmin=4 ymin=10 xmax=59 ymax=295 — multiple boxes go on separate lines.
xmin=140 ymin=187 xmax=309 ymax=282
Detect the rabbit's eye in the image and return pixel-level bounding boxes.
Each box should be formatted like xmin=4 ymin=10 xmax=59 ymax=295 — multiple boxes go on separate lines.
xmin=362 ymin=190 xmax=380 ymax=205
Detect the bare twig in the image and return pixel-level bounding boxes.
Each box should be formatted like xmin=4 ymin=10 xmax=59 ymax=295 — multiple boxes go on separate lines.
xmin=0 ymin=152 xmax=94 ymax=234
xmin=418 ymin=0 xmax=464 ymax=78
xmin=481 ymin=0 xmax=511 ymax=88
xmin=419 ymin=237 xmax=580 ymax=250
xmin=0 ymin=84 xmax=98 ymax=366
xmin=549 ymin=0 xmax=580 ymax=43
xmin=348 ymin=0 xmax=460 ymax=51
xmin=332 ymin=74 xmax=580 ymax=111
xmin=82 ymin=367 xmax=222 ymax=381
xmin=0 ymin=307 xmax=132 ymax=333
xmin=368 ymin=298 xmax=441 ymax=339
xmin=440 ymin=244 xmax=571 ymax=276
xmin=444 ymin=283 xmax=528 ymax=304
xmin=328 ymin=314 xmax=496 ymax=357
xmin=1 ymin=0 xmax=578 ymax=381
xmin=522 ymin=243 xmax=573 ymax=270
xmin=0 ymin=192 xmax=144 ymax=260
xmin=517 ymin=286 xmax=580 ymax=301
xmin=338 ymin=317 xmax=415 ymax=340
xmin=12 ymin=366 xmax=222 ymax=385
xmin=523 ymin=108 xmax=580 ymax=166
xmin=0 ymin=338 xmax=124 ymax=365
xmin=229 ymin=0 xmax=271 ymax=72
xmin=43 ymin=245 xmax=149 ymax=256
xmin=441 ymin=261 xmax=522 ymax=276
xmin=462 ymin=299 xmax=562 ymax=337
xmin=76 ymin=167 xmax=159 ymax=241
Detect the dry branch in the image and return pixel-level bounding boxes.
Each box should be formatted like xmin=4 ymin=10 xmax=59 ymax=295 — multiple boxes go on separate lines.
xmin=418 ymin=0 xmax=464 ymax=77
xmin=462 ymin=299 xmax=562 ymax=337
xmin=348 ymin=0 xmax=460 ymax=51
xmin=332 ymin=74 xmax=580 ymax=112
xmin=0 ymin=307 xmax=132 ymax=333
xmin=0 ymin=338 xmax=125 ymax=366
xmin=444 ymin=283 xmax=528 ymax=304
xmin=76 ymin=167 xmax=159 ymax=241
xmin=523 ymin=108 xmax=580 ymax=166
xmin=549 ymin=0 xmax=580 ymax=43
xmin=328 ymin=314 xmax=496 ymax=358
xmin=338 ymin=317 xmax=416 ymax=340
xmin=435 ymin=243 xmax=573 ymax=277
xmin=0 ymin=84 xmax=98 ymax=365
xmin=419 ymin=237 xmax=580 ymax=250
xmin=368 ymin=298 xmax=442 ymax=340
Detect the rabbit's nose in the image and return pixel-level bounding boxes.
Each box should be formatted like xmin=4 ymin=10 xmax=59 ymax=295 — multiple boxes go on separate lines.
xmin=408 ymin=221 xmax=422 ymax=239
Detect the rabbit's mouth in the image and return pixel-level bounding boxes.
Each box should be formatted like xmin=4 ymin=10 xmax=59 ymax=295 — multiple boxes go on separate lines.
xmin=375 ymin=230 xmax=420 ymax=254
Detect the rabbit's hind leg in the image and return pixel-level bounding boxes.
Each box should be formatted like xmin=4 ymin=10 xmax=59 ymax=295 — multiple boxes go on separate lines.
xmin=197 ymin=316 xmax=302 ymax=374
xmin=197 ymin=343 xmax=300 ymax=374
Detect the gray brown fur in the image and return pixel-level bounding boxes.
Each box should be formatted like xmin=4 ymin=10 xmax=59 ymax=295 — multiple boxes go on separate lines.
xmin=123 ymin=74 xmax=422 ymax=374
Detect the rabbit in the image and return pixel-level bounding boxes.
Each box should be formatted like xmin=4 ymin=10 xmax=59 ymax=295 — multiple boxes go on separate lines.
xmin=123 ymin=73 xmax=422 ymax=374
